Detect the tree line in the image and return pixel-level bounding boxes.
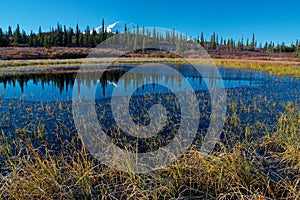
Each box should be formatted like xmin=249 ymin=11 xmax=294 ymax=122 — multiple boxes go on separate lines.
xmin=0 ymin=20 xmax=299 ymax=57
xmin=0 ymin=19 xmax=113 ymax=48
xmin=198 ymin=32 xmax=300 ymax=55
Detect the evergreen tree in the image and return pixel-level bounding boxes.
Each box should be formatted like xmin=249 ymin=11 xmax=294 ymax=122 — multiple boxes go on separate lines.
xmin=68 ymin=27 xmax=74 ymax=46
xmin=28 ymin=31 xmax=34 ymax=46
xmin=237 ymin=37 xmax=244 ymax=50
xmin=79 ymin=32 xmax=84 ymax=47
xmin=263 ymin=42 xmax=268 ymax=51
xmin=101 ymin=19 xmax=106 ymax=42
xmin=133 ymin=25 xmax=139 ymax=51
xmin=142 ymin=35 xmax=146 ymax=53
xmin=43 ymin=34 xmax=50 ymax=48
xmin=0 ymin=28 xmax=4 ymax=47
xmin=142 ymin=26 xmax=145 ymax=36
xmin=21 ymin=30 xmax=27 ymax=44
xmin=29 ymin=32 xmax=37 ymax=47
xmin=196 ymin=35 xmax=200 ymax=44
xmin=55 ymin=23 xmax=63 ymax=46
xmin=294 ymin=44 xmax=300 ymax=58
xmin=153 ymin=27 xmax=158 ymax=48
xmin=1 ymin=22 xmax=299 ymax=55
xmin=267 ymin=42 xmax=275 ymax=53
xmin=0 ymin=28 xmax=3 ymax=46
xmin=176 ymin=41 xmax=183 ymax=55
xmin=229 ymin=38 xmax=235 ymax=50
xmin=246 ymin=38 xmax=249 ymax=50
xmin=75 ymin=23 xmax=80 ymax=46
xmin=124 ymin=23 xmax=127 ymax=32
xmin=165 ymin=30 xmax=170 ymax=42
xmin=50 ymin=27 xmax=55 ymax=46
xmin=63 ymin=25 xmax=68 ymax=46
xmin=8 ymin=26 xmax=13 ymax=44
xmin=280 ymin=42 xmax=286 ymax=52
xmin=84 ymin=26 xmax=90 ymax=47
xmin=91 ymin=28 xmax=97 ymax=47
xmin=32 ymin=36 xmax=37 ymax=47
xmin=37 ymin=26 xmax=43 ymax=46
xmin=172 ymin=29 xmax=176 ymax=44
xmin=210 ymin=32 xmax=216 ymax=49
xmin=249 ymin=33 xmax=255 ymax=51
xmin=13 ymin=24 xmax=22 ymax=45
xmin=227 ymin=39 xmax=231 ymax=49
xmin=200 ymin=32 xmax=204 ymax=46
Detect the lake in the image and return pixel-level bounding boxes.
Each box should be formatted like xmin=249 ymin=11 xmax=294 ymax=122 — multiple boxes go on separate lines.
xmin=0 ymin=64 xmax=299 ymax=152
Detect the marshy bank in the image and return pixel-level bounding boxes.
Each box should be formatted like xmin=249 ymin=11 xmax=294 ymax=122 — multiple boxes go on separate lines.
xmin=1 ymin=58 xmax=300 ymax=78
xmin=0 ymin=100 xmax=299 ymax=199
xmin=0 ymin=63 xmax=299 ymax=199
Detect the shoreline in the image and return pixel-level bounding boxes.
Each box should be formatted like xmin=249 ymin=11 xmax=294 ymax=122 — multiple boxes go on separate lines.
xmin=0 ymin=57 xmax=300 ymax=77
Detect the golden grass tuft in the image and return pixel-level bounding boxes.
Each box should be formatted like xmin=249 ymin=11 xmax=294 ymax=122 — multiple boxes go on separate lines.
xmin=0 ymin=104 xmax=299 ymax=199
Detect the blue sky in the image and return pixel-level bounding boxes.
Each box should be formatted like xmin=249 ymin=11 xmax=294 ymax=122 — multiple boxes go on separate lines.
xmin=0 ymin=0 xmax=299 ymax=45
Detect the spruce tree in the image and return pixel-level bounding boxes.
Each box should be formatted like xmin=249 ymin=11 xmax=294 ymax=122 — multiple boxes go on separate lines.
xmin=79 ymin=33 xmax=84 ymax=47
xmin=172 ymin=29 xmax=176 ymax=44
xmin=142 ymin=35 xmax=146 ymax=53
xmin=28 ymin=31 xmax=34 ymax=46
xmin=294 ymin=44 xmax=300 ymax=58
xmin=43 ymin=34 xmax=50 ymax=48
xmin=13 ymin=24 xmax=22 ymax=45
xmin=267 ymin=42 xmax=274 ymax=53
xmin=68 ymin=27 xmax=74 ymax=46
xmin=249 ymin=33 xmax=255 ymax=51
xmin=210 ymin=32 xmax=216 ymax=49
xmin=21 ymin=30 xmax=27 ymax=44
xmin=84 ymin=26 xmax=90 ymax=47
xmin=63 ymin=25 xmax=68 ymax=46
xmin=101 ymin=19 xmax=106 ymax=42
xmin=0 ymin=28 xmax=3 ymax=46
xmin=56 ymin=23 xmax=63 ymax=46
xmin=237 ymin=37 xmax=244 ymax=50
xmin=200 ymin=32 xmax=204 ymax=46
xmin=153 ymin=27 xmax=158 ymax=48
xmin=8 ymin=26 xmax=13 ymax=45
xmin=124 ymin=23 xmax=127 ymax=32
xmin=37 ymin=26 xmax=44 ymax=46
xmin=246 ymin=38 xmax=249 ymax=50
xmin=75 ymin=23 xmax=80 ymax=47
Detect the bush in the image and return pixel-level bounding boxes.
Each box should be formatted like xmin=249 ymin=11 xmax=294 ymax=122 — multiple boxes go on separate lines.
xmin=294 ymin=49 xmax=300 ymax=58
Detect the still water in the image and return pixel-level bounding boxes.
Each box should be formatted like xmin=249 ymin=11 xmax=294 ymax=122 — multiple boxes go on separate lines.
xmin=0 ymin=64 xmax=299 ymax=151
xmin=0 ymin=65 xmax=273 ymax=102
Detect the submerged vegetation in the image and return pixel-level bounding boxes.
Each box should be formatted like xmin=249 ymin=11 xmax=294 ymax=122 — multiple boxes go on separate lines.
xmin=0 ymin=24 xmax=299 ymax=198
xmin=0 ymin=102 xmax=299 ymax=199
xmin=0 ymin=63 xmax=299 ymax=198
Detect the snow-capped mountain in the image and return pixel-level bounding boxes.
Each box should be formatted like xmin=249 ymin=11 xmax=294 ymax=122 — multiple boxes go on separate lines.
xmin=106 ymin=22 xmax=119 ymax=33
xmin=90 ymin=22 xmax=137 ymax=34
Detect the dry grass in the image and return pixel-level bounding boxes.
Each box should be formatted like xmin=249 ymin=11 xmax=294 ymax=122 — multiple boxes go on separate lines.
xmin=0 ymin=104 xmax=299 ymax=199
xmin=213 ymin=59 xmax=300 ymax=77
xmin=1 ymin=57 xmax=300 ymax=77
